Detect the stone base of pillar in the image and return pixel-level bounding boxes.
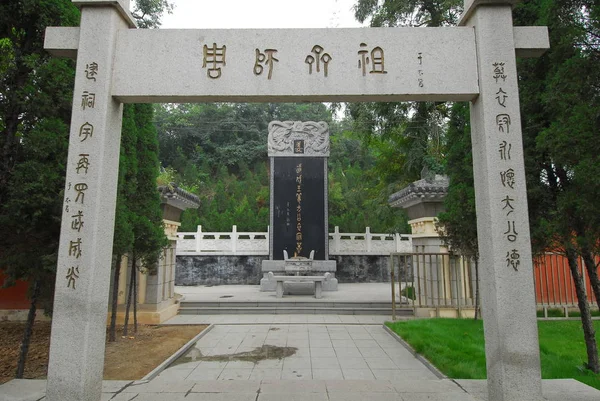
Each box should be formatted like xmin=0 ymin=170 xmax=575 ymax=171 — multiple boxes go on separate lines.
xmin=105 ymin=299 xmax=179 ymax=325
xmin=413 ymin=307 xmax=477 ymax=319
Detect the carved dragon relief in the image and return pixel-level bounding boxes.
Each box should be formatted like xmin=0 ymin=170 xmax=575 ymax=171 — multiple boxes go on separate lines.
xmin=268 ymin=121 xmax=330 ymax=156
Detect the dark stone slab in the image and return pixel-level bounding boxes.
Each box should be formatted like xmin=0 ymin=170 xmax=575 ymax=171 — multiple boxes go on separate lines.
xmin=272 ymin=157 xmax=325 ymax=260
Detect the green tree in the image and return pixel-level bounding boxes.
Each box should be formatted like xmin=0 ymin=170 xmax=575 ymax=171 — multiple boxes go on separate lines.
xmin=132 ymin=0 xmax=174 ymax=28
xmin=109 ymin=105 xmax=137 ymax=342
xmin=515 ymin=0 xmax=600 ymax=372
xmin=127 ymin=103 xmax=168 ymax=333
xmin=354 ymin=0 xmax=462 ymax=27
xmin=348 ymin=0 xmax=460 ymax=211
xmin=0 ymin=0 xmax=79 ymax=378
xmin=113 ymin=104 xmax=168 ymax=337
xmin=435 ymin=102 xmax=480 ymax=319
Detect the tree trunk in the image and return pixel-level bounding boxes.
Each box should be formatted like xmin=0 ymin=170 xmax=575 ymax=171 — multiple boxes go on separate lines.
xmin=109 ymin=255 xmax=122 ymax=342
xmin=15 ymin=279 xmax=40 ymax=378
xmin=581 ymin=249 xmax=600 ymax=310
xmin=123 ymin=259 xmax=134 ymax=337
xmin=132 ymin=256 xmax=138 ymax=334
xmin=474 ymin=258 xmax=480 ymax=321
xmin=565 ymin=246 xmax=600 ymax=373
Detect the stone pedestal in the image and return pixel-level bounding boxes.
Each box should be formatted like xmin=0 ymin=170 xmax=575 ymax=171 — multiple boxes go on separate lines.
xmin=107 ymin=185 xmax=199 ymax=325
xmin=390 ymin=175 xmax=454 ymax=307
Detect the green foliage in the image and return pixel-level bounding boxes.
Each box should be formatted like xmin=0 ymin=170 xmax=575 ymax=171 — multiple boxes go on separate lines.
xmin=386 ymin=319 xmax=600 ymax=389
xmin=131 ymin=0 xmax=174 ymax=28
xmin=131 ymin=104 xmax=169 ymax=270
xmin=0 ymin=118 xmax=69 ymax=311
xmin=0 ymin=0 xmax=79 ymax=313
xmin=328 ymin=128 xmax=410 ymax=233
xmin=0 ymin=0 xmax=79 ymax=202
xmin=354 ymin=0 xmax=463 ymax=27
xmin=113 ymin=104 xmax=167 ymax=271
xmin=348 ymin=2 xmax=455 ymax=217
xmin=401 ymin=285 xmax=416 ymax=300
xmin=514 ymin=0 xmax=600 ymax=255
xmin=155 ymin=103 xmax=331 ymax=176
xmin=436 ymin=102 xmax=478 ymax=258
xmin=112 ymin=105 xmax=137 ymax=258
xmin=158 ymin=103 xmax=410 ymax=234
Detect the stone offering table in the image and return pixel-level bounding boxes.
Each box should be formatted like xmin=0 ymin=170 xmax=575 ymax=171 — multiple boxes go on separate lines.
xmin=268 ymin=272 xmax=331 ymax=299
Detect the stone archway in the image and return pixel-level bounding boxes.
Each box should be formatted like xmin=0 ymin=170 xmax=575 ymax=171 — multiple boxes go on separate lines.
xmin=43 ymin=1 xmax=549 ymax=400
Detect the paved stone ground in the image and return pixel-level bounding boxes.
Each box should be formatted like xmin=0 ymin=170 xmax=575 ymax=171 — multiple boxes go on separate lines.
xmin=2 ymin=282 xmax=599 ymax=401
xmin=158 ymin=324 xmax=437 ymax=381
xmin=2 ymin=375 xmax=598 ymax=400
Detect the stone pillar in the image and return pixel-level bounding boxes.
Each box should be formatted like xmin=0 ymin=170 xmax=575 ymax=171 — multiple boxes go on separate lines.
xmin=389 ymin=175 xmax=450 ymax=308
xmin=460 ymin=1 xmax=543 ymax=400
xmin=46 ymin=2 xmax=135 ymax=401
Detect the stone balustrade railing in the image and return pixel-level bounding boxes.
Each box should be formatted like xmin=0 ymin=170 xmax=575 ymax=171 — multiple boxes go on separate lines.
xmin=176 ymin=225 xmax=412 ymax=256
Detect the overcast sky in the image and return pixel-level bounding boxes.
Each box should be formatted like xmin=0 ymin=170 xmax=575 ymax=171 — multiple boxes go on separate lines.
xmin=160 ymin=0 xmax=365 ymax=29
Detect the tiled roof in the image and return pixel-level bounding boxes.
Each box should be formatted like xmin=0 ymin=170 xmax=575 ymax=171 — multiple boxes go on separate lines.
xmin=388 ymin=175 xmax=449 ymax=208
xmin=158 ymin=183 xmax=200 ymax=209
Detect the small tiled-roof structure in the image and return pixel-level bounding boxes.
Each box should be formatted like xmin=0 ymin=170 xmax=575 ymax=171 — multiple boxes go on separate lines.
xmin=388 ymin=175 xmax=449 ymax=209
xmin=158 ymin=183 xmax=200 ymax=208
xmin=157 ymin=183 xmax=200 ymax=221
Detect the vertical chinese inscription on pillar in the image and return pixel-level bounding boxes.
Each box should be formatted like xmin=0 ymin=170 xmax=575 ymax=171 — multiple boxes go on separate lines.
xmin=81 ymin=91 xmax=96 ymax=110
xmin=85 ymin=62 xmax=98 ymax=81
xmin=295 ymin=162 xmax=303 ymax=255
xmin=490 ymin=61 xmax=521 ymax=270
xmin=66 ymin=61 xmax=98 ymax=289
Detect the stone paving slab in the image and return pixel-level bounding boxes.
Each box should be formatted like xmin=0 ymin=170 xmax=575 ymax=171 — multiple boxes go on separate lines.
xmin=456 ymin=379 xmax=600 ymax=401
xmin=5 ymin=378 xmax=600 ymax=401
xmin=154 ymin=324 xmax=434 ymax=381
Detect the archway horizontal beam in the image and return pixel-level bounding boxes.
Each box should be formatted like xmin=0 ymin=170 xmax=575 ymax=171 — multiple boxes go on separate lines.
xmin=49 ymin=27 xmax=484 ymax=102
xmin=45 ymin=26 xmax=548 ymax=103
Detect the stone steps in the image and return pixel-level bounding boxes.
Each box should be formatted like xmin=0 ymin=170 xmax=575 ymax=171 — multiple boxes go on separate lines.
xmin=178 ymin=301 xmax=413 ymax=316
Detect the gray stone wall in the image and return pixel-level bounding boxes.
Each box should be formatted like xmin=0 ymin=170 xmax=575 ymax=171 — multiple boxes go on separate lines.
xmin=176 ymin=255 xmax=393 ymax=285
xmin=176 ymin=256 xmax=266 ymax=285
xmin=331 ymin=255 xmax=390 ymax=283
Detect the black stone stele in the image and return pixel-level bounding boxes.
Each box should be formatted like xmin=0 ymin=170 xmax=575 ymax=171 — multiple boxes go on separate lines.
xmin=272 ymin=157 xmax=325 ymax=260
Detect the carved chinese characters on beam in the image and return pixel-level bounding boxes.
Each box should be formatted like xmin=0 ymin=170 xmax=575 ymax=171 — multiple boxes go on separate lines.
xmin=203 ymin=43 xmax=226 ymax=79
xmin=417 ymin=52 xmax=424 ymax=87
xmin=192 ymin=39 xmax=429 ymax=86
xmin=357 ymin=43 xmax=387 ymax=76
xmin=254 ymin=48 xmax=278 ymax=79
